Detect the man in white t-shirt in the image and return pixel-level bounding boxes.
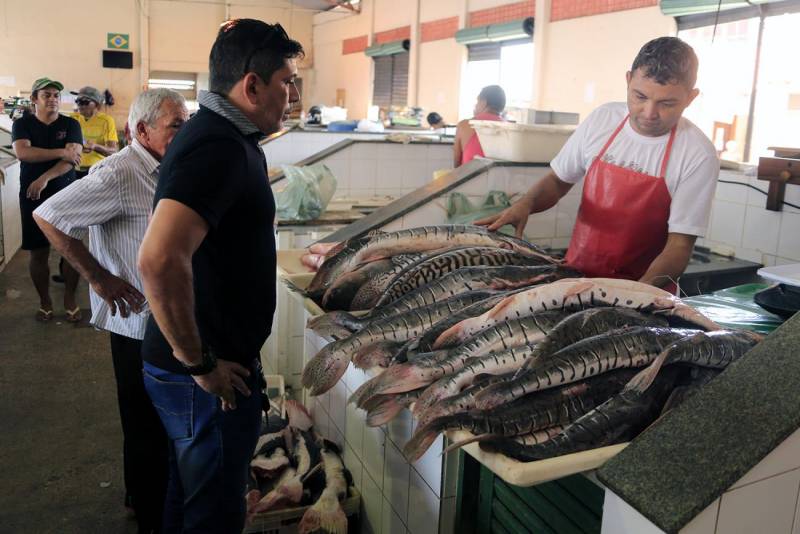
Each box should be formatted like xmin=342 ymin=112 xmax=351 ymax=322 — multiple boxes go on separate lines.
xmin=476 ymin=37 xmax=718 ymax=291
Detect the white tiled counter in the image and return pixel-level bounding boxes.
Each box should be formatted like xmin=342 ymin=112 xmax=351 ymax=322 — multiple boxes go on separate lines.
xmin=601 ymin=427 xmax=800 ymax=534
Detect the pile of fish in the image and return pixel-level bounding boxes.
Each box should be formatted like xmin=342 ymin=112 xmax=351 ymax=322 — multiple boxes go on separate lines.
xmin=246 ymin=400 xmax=352 ymax=534
xmin=296 ymin=225 xmax=762 ymax=465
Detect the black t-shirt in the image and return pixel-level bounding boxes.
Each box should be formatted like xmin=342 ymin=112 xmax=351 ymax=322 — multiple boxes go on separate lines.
xmin=11 ymin=113 xmax=81 ymax=192
xmin=141 ymin=106 xmax=277 ymax=373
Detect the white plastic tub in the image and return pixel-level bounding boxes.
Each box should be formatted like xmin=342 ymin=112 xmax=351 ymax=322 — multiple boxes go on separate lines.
xmin=470 ymin=120 xmax=575 ymax=163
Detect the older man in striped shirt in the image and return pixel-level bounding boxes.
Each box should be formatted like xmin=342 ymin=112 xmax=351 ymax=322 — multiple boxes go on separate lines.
xmin=33 ymin=88 xmax=188 ymax=534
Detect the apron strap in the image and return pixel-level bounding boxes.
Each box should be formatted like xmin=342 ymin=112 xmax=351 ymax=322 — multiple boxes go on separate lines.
xmin=595 ymin=115 xmax=629 ymax=161
xmin=659 ymin=125 xmax=678 ymax=179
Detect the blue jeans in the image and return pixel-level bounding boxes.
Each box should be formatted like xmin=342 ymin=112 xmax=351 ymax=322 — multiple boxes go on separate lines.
xmin=143 ymin=361 xmax=262 ymax=534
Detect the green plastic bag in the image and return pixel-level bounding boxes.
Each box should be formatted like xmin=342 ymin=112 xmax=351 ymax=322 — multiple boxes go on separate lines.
xmin=446 ymin=191 xmax=516 ymax=235
xmin=683 ymin=283 xmax=784 ymax=334
xmin=275 ymin=163 xmax=337 ymax=221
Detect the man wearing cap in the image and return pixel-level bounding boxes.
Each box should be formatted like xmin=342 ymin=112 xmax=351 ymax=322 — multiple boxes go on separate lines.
xmin=11 ymin=77 xmax=83 ymax=322
xmin=70 ymin=86 xmax=118 ymax=178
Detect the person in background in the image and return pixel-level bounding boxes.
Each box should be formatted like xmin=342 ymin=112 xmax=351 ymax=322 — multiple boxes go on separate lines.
xmin=137 ymin=19 xmax=302 ymax=532
xmin=426 ymin=111 xmax=445 ymax=130
xmin=34 ymin=88 xmax=188 ymax=534
xmin=477 ymin=37 xmax=718 ymax=292
xmin=70 ymin=86 xmax=118 ymax=178
xmin=11 ymin=77 xmax=83 ymax=322
xmin=453 ymin=85 xmax=506 ymax=167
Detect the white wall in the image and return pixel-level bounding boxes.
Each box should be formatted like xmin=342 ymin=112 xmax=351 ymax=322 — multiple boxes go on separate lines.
xmin=537 ymin=6 xmax=676 ymax=119
xmin=0 ymin=160 xmax=22 ymax=268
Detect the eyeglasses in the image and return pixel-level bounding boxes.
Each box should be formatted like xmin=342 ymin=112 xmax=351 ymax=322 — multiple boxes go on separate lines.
xmin=76 ymin=99 xmax=93 ymax=106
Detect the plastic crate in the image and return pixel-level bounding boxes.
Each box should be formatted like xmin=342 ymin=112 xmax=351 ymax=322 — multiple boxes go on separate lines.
xmin=470 ymin=120 xmax=575 ymax=163
xmin=244 ymin=488 xmax=361 ymax=534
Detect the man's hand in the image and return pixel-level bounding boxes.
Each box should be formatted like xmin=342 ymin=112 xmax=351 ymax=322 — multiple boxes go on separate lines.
xmin=61 ymin=145 xmax=82 ymax=166
xmin=193 ymin=360 xmax=252 ymax=411
xmin=82 ymin=142 xmax=95 ymax=154
xmin=474 ymin=198 xmax=533 ymax=238
xmin=26 ymin=176 xmax=50 ymax=201
xmin=90 ymin=270 xmax=146 ymax=317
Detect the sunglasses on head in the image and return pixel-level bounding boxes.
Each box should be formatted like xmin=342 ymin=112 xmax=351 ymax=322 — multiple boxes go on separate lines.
xmin=76 ymin=99 xmax=93 ymax=105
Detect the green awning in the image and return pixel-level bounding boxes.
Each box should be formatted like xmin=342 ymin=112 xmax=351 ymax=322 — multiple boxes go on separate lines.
xmin=660 ymin=0 xmax=773 ymax=17
xmin=455 ymin=17 xmax=533 ymax=45
xmin=365 ymin=39 xmax=409 ymax=57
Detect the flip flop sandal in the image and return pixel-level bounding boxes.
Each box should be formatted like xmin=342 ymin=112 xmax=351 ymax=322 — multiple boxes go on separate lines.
xmin=35 ymin=308 xmax=54 ymax=322
xmin=65 ymin=307 xmax=83 ymax=323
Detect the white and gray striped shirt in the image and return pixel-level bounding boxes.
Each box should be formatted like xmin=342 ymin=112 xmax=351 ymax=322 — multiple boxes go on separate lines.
xmin=34 ymin=139 xmax=159 ymax=340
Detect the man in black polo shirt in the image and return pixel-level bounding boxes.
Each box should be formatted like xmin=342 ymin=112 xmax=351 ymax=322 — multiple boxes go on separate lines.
xmin=12 ymin=77 xmax=83 ymax=322
xmin=137 ymin=20 xmax=302 ymax=533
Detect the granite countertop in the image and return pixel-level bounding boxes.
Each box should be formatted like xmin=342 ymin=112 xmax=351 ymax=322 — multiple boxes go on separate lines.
xmin=597 ymin=311 xmax=800 ymax=533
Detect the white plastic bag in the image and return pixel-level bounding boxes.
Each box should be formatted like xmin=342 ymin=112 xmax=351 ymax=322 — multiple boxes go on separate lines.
xmin=275 ymin=163 xmax=338 ymax=221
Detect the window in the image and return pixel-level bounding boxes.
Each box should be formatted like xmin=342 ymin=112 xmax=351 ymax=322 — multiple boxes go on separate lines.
xmin=678 ymin=5 xmax=800 ymax=162
xmin=372 ymin=52 xmax=409 ymax=109
xmin=459 ymin=40 xmax=534 ymax=119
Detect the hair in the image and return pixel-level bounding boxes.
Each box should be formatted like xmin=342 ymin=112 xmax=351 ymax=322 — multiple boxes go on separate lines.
xmin=128 ymin=88 xmax=186 ymax=132
xmin=478 ymin=85 xmax=506 ymax=113
xmin=631 ymin=36 xmax=698 ymax=87
xmin=209 ymin=18 xmax=304 ymax=94
xmin=426 ymin=112 xmax=443 ymax=127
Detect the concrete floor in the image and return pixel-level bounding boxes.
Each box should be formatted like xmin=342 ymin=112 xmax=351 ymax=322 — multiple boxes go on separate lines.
xmin=0 ymin=250 xmax=137 ymax=534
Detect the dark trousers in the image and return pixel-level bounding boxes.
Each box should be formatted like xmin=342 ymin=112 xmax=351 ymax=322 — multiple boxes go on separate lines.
xmin=110 ymin=333 xmax=169 ymax=534
xmin=143 ymin=360 xmax=262 ymax=534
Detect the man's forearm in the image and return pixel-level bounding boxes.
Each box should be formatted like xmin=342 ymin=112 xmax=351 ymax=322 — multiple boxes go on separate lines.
xmin=92 ymin=143 xmax=117 ymax=157
xmin=40 ymin=160 xmax=74 ymax=181
xmin=140 ymin=254 xmax=203 ymax=365
xmin=34 ymin=216 xmax=106 ymax=283
xmin=15 ymin=145 xmax=65 ymax=163
xmin=639 ymin=236 xmax=695 ymax=289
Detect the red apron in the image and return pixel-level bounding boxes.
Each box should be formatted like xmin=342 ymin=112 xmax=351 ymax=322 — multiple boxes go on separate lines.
xmin=565 ymin=115 xmax=676 ymax=289
xmin=461 ymin=111 xmax=503 ymax=165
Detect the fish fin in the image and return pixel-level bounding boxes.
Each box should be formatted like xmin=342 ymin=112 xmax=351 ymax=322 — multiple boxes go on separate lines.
xmin=487 ymin=294 xmax=517 ymax=319
xmin=563 ymin=280 xmax=595 ymax=298
xmin=306 ymin=311 xmax=361 ymax=339
xmin=364 ymin=395 xmax=406 ymax=427
xmin=352 ymin=340 xmax=402 ymax=370
xmin=623 ymin=344 xmax=677 ymax=395
xmin=286 ymin=400 xmax=313 ymax=431
xmin=431 ymin=323 xmax=466 ymax=350
xmin=373 ymin=364 xmax=433 ymax=395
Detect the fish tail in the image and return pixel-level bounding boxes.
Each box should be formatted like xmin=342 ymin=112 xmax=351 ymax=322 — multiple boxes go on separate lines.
xmin=349 ymin=375 xmax=385 ymax=407
xmin=352 ymin=341 xmax=399 ymax=370
xmin=403 ymin=423 xmax=444 ymax=462
xmin=301 ymin=344 xmax=350 ymax=397
xmin=298 ymin=492 xmax=348 ymax=534
xmin=624 ymin=343 xmax=676 ymax=394
xmin=373 ymin=364 xmax=433 ymax=395
xmin=364 ymin=395 xmax=406 ymax=426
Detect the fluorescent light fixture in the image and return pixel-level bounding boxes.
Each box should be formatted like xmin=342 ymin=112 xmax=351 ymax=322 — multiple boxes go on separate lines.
xmin=148 ymin=78 xmax=196 ymax=90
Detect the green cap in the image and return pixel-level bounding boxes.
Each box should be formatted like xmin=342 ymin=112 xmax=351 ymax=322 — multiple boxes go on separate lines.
xmin=31 ymin=77 xmax=64 ymax=92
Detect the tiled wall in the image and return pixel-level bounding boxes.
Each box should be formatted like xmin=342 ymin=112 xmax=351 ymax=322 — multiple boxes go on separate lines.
xmin=601 ymin=427 xmax=800 ymax=534
xmin=270 ymin=141 xmax=453 ymax=200
xmin=699 ymin=169 xmax=800 ymax=266
xmin=550 ymin=0 xmax=658 ymax=21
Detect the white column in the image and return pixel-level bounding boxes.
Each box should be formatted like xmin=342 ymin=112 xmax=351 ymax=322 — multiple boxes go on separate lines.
xmin=531 ymin=0 xmax=551 ymax=109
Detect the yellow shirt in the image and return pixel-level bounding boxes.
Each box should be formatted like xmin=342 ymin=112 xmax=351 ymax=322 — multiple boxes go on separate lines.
xmin=70 ymin=112 xmax=119 ymax=169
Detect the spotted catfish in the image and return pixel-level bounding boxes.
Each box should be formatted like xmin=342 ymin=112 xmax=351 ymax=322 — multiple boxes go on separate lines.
xmin=301 ymin=290 xmax=495 ymax=396
xmin=404 ymin=369 xmax=639 ymax=461
xmin=304 ymin=225 xmax=560 ymax=302
xmin=472 ymin=326 xmax=698 ymax=411
xmin=306 ymin=265 xmax=571 ymax=339
xmin=372 ymin=246 xmax=553 ymax=308
xmin=433 ymin=278 xmax=722 ymax=349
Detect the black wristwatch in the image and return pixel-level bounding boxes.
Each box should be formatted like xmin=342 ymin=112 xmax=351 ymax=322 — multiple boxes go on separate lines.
xmin=181 ymin=345 xmax=218 ymax=376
